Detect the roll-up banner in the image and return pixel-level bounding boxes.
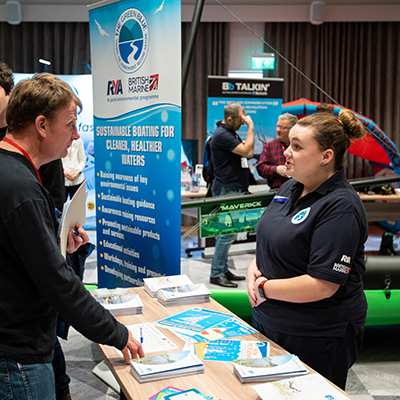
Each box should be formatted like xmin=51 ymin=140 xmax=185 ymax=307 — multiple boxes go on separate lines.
xmin=207 ymin=76 xmax=284 ymax=165
xmin=89 ymin=0 xmax=181 ymax=288
xmin=202 ymin=76 xmax=283 ymax=238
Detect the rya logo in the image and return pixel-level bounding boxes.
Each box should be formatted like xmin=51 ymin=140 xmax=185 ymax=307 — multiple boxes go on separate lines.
xmin=341 ymin=254 xmax=351 ymax=263
xmin=107 ymin=80 xmax=123 ymax=95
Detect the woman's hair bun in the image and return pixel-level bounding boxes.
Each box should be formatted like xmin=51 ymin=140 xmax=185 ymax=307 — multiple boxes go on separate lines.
xmin=338 ymin=110 xmax=365 ymax=140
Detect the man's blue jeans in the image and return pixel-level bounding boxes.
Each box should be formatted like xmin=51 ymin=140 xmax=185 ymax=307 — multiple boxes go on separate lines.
xmin=210 ymin=188 xmax=239 ymax=278
xmin=0 ymin=353 xmax=56 ymax=400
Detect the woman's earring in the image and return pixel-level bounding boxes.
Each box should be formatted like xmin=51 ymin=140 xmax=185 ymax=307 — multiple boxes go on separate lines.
xmin=321 ymin=161 xmax=325 ymax=166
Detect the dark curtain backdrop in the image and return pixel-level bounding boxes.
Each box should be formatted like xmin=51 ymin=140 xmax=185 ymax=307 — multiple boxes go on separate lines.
xmin=0 ymin=22 xmax=91 ymax=74
xmin=0 ymin=21 xmax=228 ymax=164
xmin=181 ymin=22 xmax=229 ymax=163
xmin=1 ymin=20 xmax=399 ymax=178
xmin=263 ymin=21 xmax=400 ymax=179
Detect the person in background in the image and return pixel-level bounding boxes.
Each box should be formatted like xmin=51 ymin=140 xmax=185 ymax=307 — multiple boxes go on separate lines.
xmin=62 ymin=137 xmax=86 ymax=201
xmin=209 ymin=102 xmax=254 ymax=287
xmin=316 ymin=102 xmax=335 ymax=114
xmin=0 ymin=73 xmax=144 ymax=400
xmin=0 ymin=61 xmax=14 ymax=140
xmin=247 ymin=110 xmax=367 ymax=390
xmin=256 ymin=113 xmax=297 ymax=189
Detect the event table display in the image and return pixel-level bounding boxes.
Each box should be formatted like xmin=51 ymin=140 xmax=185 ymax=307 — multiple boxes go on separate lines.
xmin=96 ymin=287 xmax=353 ymax=400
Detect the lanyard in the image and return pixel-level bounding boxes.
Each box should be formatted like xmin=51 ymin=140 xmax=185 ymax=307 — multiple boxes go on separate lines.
xmin=2 ymin=137 xmax=43 ymax=185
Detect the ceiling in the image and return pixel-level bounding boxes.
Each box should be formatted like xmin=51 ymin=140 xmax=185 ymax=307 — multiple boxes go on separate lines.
xmin=8 ymin=0 xmax=400 ymax=4
xmin=1 ymin=0 xmax=399 ymax=22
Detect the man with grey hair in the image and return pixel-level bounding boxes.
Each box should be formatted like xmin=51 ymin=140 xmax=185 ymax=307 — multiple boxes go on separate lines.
xmin=257 ymin=112 xmax=297 ymax=189
xmin=209 ymin=101 xmax=254 ymax=287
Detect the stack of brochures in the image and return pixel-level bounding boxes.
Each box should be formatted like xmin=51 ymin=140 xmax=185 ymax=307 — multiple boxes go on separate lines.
xmin=157 ymin=283 xmax=211 ymax=306
xmin=233 ymin=354 xmax=308 ymax=383
xmin=143 ymin=274 xmax=193 ymax=297
xmin=130 ymin=350 xmax=204 ymax=383
xmin=252 ymin=373 xmax=349 ymax=399
xmin=90 ymin=287 xmax=143 ymax=316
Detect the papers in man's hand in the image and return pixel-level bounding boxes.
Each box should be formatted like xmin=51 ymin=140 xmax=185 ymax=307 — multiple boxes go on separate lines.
xmin=233 ymin=354 xmax=308 ymax=383
xmin=91 ymin=287 xmax=143 ymax=316
xmin=252 ymin=373 xmax=350 ymax=399
xmin=143 ymin=274 xmax=193 ymax=297
xmin=130 ymin=350 xmax=204 ymax=383
xmin=60 ymin=180 xmax=86 ymax=258
xmin=157 ymin=283 xmax=211 ymax=306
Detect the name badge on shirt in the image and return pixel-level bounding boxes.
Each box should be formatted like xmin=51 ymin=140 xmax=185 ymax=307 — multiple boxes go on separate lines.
xmin=273 ymin=195 xmax=288 ymax=203
xmin=241 ymin=157 xmax=249 ymax=169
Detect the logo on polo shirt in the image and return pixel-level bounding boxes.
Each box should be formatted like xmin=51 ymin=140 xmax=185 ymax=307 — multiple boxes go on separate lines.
xmin=332 ymin=263 xmax=351 ymax=274
xmin=291 ymin=207 xmax=310 ymax=224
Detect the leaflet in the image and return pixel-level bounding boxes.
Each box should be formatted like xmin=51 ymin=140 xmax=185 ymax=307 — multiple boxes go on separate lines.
xmin=252 ymin=373 xmax=349 ymax=399
xmin=173 ymin=316 xmax=258 ymax=343
xmin=156 ymin=307 xmax=233 ymax=333
xmin=194 ymin=339 xmax=270 ymax=362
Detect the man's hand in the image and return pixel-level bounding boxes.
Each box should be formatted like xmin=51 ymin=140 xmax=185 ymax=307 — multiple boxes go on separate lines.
xmin=121 ymin=330 xmax=145 ymax=363
xmin=66 ymin=224 xmax=89 ymax=254
xmin=243 ymin=115 xmax=254 ymax=128
xmin=233 ymin=114 xmax=255 ymax=159
xmin=276 ymin=165 xmax=288 ymax=177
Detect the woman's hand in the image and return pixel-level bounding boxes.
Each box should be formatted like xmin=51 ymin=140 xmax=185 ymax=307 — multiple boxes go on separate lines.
xmin=247 ymin=257 xmax=262 ymax=307
xmin=254 ymin=276 xmax=268 ymax=307
xmin=64 ymin=171 xmax=80 ymax=181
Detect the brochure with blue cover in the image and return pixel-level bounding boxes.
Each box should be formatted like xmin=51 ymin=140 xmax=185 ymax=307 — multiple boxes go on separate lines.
xmin=173 ymin=316 xmax=258 ymax=343
xmin=194 ymin=339 xmax=270 ymax=362
xmin=233 ymin=354 xmax=308 ymax=383
xmin=156 ymin=307 xmax=233 ymax=333
xmin=130 ymin=350 xmax=204 ymax=383
xmin=164 ymin=388 xmax=213 ymax=400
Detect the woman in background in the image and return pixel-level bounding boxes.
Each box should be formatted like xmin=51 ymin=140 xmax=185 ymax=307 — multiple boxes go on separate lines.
xmin=62 ymin=137 xmax=86 ymax=201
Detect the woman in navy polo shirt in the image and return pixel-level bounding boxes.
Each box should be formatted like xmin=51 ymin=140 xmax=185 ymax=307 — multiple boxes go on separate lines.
xmin=247 ymin=110 xmax=367 ymax=390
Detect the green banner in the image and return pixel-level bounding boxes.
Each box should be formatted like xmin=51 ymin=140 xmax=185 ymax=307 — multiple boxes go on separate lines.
xmin=199 ymin=197 xmax=271 ymax=238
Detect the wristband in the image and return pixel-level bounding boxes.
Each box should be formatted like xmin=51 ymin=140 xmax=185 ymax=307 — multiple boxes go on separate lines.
xmin=257 ymin=279 xmax=268 ymax=299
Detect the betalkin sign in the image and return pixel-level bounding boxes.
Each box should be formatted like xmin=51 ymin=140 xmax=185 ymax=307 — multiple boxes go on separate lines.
xmin=222 ymin=81 xmax=271 ymax=94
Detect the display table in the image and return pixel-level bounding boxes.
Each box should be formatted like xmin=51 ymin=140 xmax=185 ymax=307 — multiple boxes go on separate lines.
xmin=181 ymin=187 xmax=208 ymax=198
xmin=359 ymin=193 xmax=400 ymax=222
xmin=96 ymin=287 xmax=353 ymax=400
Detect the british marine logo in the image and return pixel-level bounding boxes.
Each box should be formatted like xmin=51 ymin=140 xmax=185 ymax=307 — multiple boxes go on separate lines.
xmin=291 ymin=207 xmax=311 ymax=224
xmin=114 ymin=8 xmax=149 ymax=74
